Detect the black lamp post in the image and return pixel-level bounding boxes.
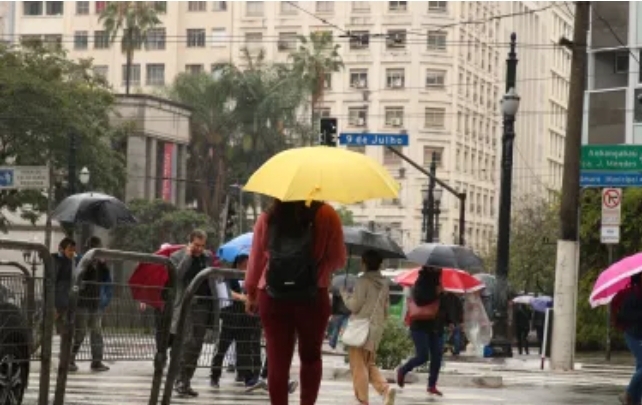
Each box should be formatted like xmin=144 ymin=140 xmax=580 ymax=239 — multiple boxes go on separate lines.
xmin=22 ymin=249 xmax=43 ymax=278
xmin=433 ymin=188 xmax=443 ymax=243
xmin=78 ymin=166 xmax=91 ymax=248
xmin=488 ymin=87 xmax=521 ymax=358
xmin=421 ymin=187 xmax=433 ymax=243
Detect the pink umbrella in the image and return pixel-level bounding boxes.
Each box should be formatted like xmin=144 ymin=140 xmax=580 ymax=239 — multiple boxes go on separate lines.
xmin=589 ymin=252 xmax=642 ymax=308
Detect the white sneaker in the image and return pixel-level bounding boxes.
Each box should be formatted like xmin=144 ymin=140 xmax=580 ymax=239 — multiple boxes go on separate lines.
xmin=383 ymin=387 xmax=396 ymax=405
xmin=288 ymin=380 xmax=299 ymax=394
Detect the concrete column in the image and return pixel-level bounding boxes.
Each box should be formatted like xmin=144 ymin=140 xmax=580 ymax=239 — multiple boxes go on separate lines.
xmin=176 ymin=144 xmax=187 ymax=208
xmin=146 ymin=137 xmax=157 ymax=199
xmin=125 ymin=135 xmax=147 ymax=202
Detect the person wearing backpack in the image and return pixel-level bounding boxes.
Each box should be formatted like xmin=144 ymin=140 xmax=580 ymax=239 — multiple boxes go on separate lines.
xmin=245 ymin=199 xmax=346 ymax=405
xmin=612 ymin=273 xmax=642 ymax=405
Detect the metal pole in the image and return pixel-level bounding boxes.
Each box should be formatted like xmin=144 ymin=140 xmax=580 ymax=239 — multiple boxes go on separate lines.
xmin=606 ymin=244 xmax=613 ymax=361
xmin=489 ymin=33 xmax=518 ymax=358
xmin=434 ymin=200 xmax=441 ymax=243
xmin=458 ymin=192 xmax=466 ymax=246
xmin=426 ymin=153 xmax=436 ymax=243
xmin=44 ymin=162 xmax=54 ymax=251
xmin=67 ymin=132 xmax=77 ymax=239
xmin=238 ymin=186 xmax=244 ymax=234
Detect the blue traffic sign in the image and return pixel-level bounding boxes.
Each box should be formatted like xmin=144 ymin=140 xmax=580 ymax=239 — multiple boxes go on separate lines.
xmin=0 ymin=169 xmax=14 ymax=188
xmin=580 ymin=171 xmax=642 ymax=187
xmin=339 ymin=133 xmax=409 ymax=147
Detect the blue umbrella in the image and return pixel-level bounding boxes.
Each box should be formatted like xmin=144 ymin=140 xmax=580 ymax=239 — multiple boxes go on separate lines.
xmin=531 ymin=296 xmax=553 ymax=313
xmin=217 ymin=233 xmax=253 ymax=263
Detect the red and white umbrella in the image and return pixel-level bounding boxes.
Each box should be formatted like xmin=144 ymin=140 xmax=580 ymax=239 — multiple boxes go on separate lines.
xmin=394 ymin=267 xmax=484 ymax=294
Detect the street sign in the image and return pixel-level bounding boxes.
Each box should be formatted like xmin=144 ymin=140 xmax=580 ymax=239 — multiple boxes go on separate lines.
xmin=339 ymin=133 xmax=409 ymax=147
xmin=601 ymin=226 xmax=620 ymax=244
xmin=601 ymin=188 xmax=622 ymax=225
xmin=0 ymin=166 xmax=49 ymax=190
xmin=581 ymin=145 xmax=642 ymax=171
xmin=579 ymin=171 xmax=642 ymax=187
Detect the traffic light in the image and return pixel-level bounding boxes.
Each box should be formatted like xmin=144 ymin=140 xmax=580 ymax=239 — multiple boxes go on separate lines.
xmin=319 ymin=117 xmax=338 ymax=147
xmin=224 ymin=204 xmax=236 ymax=241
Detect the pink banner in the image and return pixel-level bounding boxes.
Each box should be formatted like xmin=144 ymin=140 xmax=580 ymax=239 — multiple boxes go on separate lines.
xmin=162 ymin=143 xmax=174 ymax=201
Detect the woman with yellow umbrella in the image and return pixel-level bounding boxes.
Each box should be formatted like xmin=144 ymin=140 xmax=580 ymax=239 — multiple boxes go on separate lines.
xmin=243 ymin=146 xmax=400 ymax=405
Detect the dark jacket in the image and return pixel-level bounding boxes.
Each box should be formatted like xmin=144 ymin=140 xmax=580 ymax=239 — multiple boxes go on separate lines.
xmin=513 ymin=304 xmax=532 ymax=331
xmin=615 ymin=285 xmax=642 ymax=338
xmin=410 ymin=270 xmax=456 ymax=333
xmin=54 ymin=253 xmax=74 ymax=311
xmin=78 ymin=259 xmax=111 ymax=310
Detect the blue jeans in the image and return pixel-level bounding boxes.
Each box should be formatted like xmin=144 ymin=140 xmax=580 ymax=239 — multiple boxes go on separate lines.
xmin=451 ymin=325 xmax=462 ymax=355
xmin=328 ymin=314 xmax=349 ymax=349
xmin=625 ymin=332 xmax=642 ymax=403
xmin=400 ymin=329 xmax=444 ymax=388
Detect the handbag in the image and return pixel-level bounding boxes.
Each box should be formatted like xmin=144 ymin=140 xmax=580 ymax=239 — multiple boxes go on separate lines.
xmin=341 ymin=287 xmax=386 ymax=347
xmin=406 ymin=296 xmax=440 ymax=322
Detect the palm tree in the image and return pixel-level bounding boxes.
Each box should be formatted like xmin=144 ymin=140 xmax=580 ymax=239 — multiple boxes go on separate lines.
xmin=289 ymin=31 xmax=344 ymax=141
xmin=99 ymin=2 xmax=161 ymax=94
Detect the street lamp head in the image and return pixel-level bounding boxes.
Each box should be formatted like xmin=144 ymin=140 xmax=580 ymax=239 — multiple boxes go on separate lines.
xmin=79 ymin=166 xmax=90 ymax=185
xmin=421 ymin=187 xmax=429 ymax=202
xmin=433 ymin=188 xmax=443 ymax=203
xmin=500 ymin=87 xmax=521 ymax=116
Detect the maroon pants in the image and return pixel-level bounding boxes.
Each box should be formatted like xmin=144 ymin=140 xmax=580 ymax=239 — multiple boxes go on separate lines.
xmin=259 ymin=288 xmax=330 ymax=405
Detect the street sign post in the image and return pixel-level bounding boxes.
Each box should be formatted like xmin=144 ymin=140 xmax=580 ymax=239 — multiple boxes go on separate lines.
xmin=601 ymin=188 xmax=621 ymax=244
xmin=0 ymin=166 xmax=49 ymax=190
xmin=339 ymin=133 xmax=409 ymax=147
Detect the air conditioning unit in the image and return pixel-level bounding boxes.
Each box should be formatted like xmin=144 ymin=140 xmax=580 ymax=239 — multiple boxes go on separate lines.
xmin=393 ymin=78 xmax=403 ymax=88
xmin=357 ymin=117 xmax=366 ymax=126
xmin=353 ymin=79 xmax=366 ymax=88
xmin=391 ymin=118 xmax=402 ymax=127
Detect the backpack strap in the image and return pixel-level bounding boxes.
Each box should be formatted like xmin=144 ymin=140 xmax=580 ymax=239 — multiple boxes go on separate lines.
xmin=268 ymin=202 xmax=323 ymax=252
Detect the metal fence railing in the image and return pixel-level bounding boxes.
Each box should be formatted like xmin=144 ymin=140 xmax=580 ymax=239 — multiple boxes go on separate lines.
xmin=53 ymin=248 xmax=178 ymax=405
xmin=0 ymin=239 xmax=55 ymax=405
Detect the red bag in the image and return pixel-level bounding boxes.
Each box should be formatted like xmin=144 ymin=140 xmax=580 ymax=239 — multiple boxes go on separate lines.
xmin=405 ymin=297 xmax=440 ymax=323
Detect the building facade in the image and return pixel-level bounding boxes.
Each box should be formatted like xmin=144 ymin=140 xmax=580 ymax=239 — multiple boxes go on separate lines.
xmin=0 ymin=1 xmax=572 ymax=253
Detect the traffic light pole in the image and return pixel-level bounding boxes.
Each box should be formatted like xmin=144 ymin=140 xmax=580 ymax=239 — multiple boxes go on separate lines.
xmin=385 ymin=146 xmax=466 ymax=246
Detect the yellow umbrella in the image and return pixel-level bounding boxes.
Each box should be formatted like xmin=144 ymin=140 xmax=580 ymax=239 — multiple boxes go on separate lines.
xmin=243 ymin=146 xmax=400 ymax=204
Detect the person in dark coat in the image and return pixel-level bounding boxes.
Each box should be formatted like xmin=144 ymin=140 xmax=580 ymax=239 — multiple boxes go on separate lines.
xmin=513 ymin=303 xmax=532 ymax=355
xmin=532 ymin=310 xmax=545 ymax=355
xmin=396 ymin=267 xmax=456 ymax=397
xmin=53 ymin=237 xmax=76 ymax=336
xmin=69 ymin=236 xmax=111 ymax=372
xmin=442 ymin=293 xmax=464 ymax=356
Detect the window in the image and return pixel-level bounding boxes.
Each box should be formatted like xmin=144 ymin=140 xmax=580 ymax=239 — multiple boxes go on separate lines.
xmin=386 ymin=30 xmax=406 ymax=49
xmin=246 ymin=1 xmax=263 ymax=16
xmin=46 ymin=1 xmax=63 ymax=15
xmin=350 ymin=69 xmax=368 ymax=88
xmin=145 ymin=28 xmax=165 ymax=50
xmin=187 ymin=29 xmax=206 ymax=48
xmin=324 ymin=73 xmax=332 ymax=90
xmin=316 ymin=1 xmax=333 ymax=13
xmin=122 ymin=64 xmax=141 ymax=87
xmin=188 ymin=1 xmax=206 ymax=11
xmin=426 ymin=70 xmax=446 ymax=88
xmin=385 ymin=107 xmax=404 ymax=127
xmin=245 ymin=32 xmax=263 ymax=52
xmin=93 ymin=31 xmax=109 ymax=49
xmin=23 ymin=2 xmax=43 ymax=15
xmin=349 ymin=31 xmax=369 ymax=50
xmin=316 ymin=108 xmax=331 ymax=118
xmin=384 ymin=147 xmax=402 ymax=165
xmin=348 ymin=107 xmax=368 ymax=127
xmin=95 ymin=1 xmax=106 ymax=14
xmin=76 ymin=1 xmax=89 ymax=15
xmin=352 ymin=2 xmax=370 ymax=12
xmin=278 ymin=32 xmax=297 ymax=52
xmin=428 ymin=1 xmax=448 ymax=12
xmin=389 ymin=1 xmax=407 ymax=12
xmin=280 ymin=2 xmax=298 ymax=15
xmin=211 ymin=28 xmax=226 ymax=46
xmin=423 ymin=146 xmax=443 ymax=167
xmin=424 ymin=107 xmax=446 ymax=128
xmin=74 ymin=31 xmax=88 ymax=50
xmin=93 ymin=65 xmax=108 ymax=78
xmin=43 ymin=34 xmax=62 ymax=49
xmin=153 ymin=2 xmax=166 ymax=13
xmin=427 ymin=31 xmax=447 ymax=51
xmin=386 ymin=69 xmax=405 ymax=88
xmin=213 ymin=1 xmax=227 ymax=11
xmin=146 ymin=64 xmax=165 ymax=86
xmin=615 ymin=52 xmax=629 ymax=74
xmin=186 ymin=64 xmax=204 ymax=74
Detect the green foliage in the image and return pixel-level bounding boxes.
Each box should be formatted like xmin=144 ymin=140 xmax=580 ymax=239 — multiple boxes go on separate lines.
xmin=0 ymin=43 xmax=126 ymax=230
xmin=336 ymin=206 xmax=355 ymax=226
xmin=111 ymin=199 xmax=214 ymax=253
xmin=376 ymin=319 xmax=413 ymax=370
xmin=482 ymin=195 xmax=558 ymax=295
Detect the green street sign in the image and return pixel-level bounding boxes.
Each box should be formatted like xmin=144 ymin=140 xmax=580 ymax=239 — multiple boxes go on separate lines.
xmin=581 ymin=145 xmax=642 ymax=171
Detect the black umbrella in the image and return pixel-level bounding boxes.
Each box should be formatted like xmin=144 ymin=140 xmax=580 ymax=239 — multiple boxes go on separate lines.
xmin=52 ymin=192 xmax=137 ymax=229
xmin=405 ymin=243 xmax=484 ymax=272
xmin=342 ymin=226 xmax=406 ymax=259
xmin=331 ymin=274 xmax=357 ymax=294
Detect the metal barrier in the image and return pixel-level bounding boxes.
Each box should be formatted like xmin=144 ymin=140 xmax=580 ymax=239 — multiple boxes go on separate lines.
xmin=53 ymin=248 xmax=178 ymax=405
xmin=0 ymin=239 xmax=54 ymax=405
xmin=162 ymin=266 xmax=249 ymax=405
xmin=0 ymin=263 xmax=40 ymax=355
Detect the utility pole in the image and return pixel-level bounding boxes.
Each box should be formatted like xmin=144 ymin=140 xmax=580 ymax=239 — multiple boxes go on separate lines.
xmin=426 ymin=154 xmax=436 ymax=243
xmin=550 ymin=1 xmax=591 ymax=371
xmin=488 ymin=33 xmax=519 ymax=358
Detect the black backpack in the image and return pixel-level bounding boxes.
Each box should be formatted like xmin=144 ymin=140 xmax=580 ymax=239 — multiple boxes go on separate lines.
xmin=266 ymin=205 xmax=321 ymax=301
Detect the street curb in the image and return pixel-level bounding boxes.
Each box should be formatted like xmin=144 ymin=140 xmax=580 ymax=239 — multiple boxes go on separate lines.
xmin=328 ymin=367 xmax=503 ymax=389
